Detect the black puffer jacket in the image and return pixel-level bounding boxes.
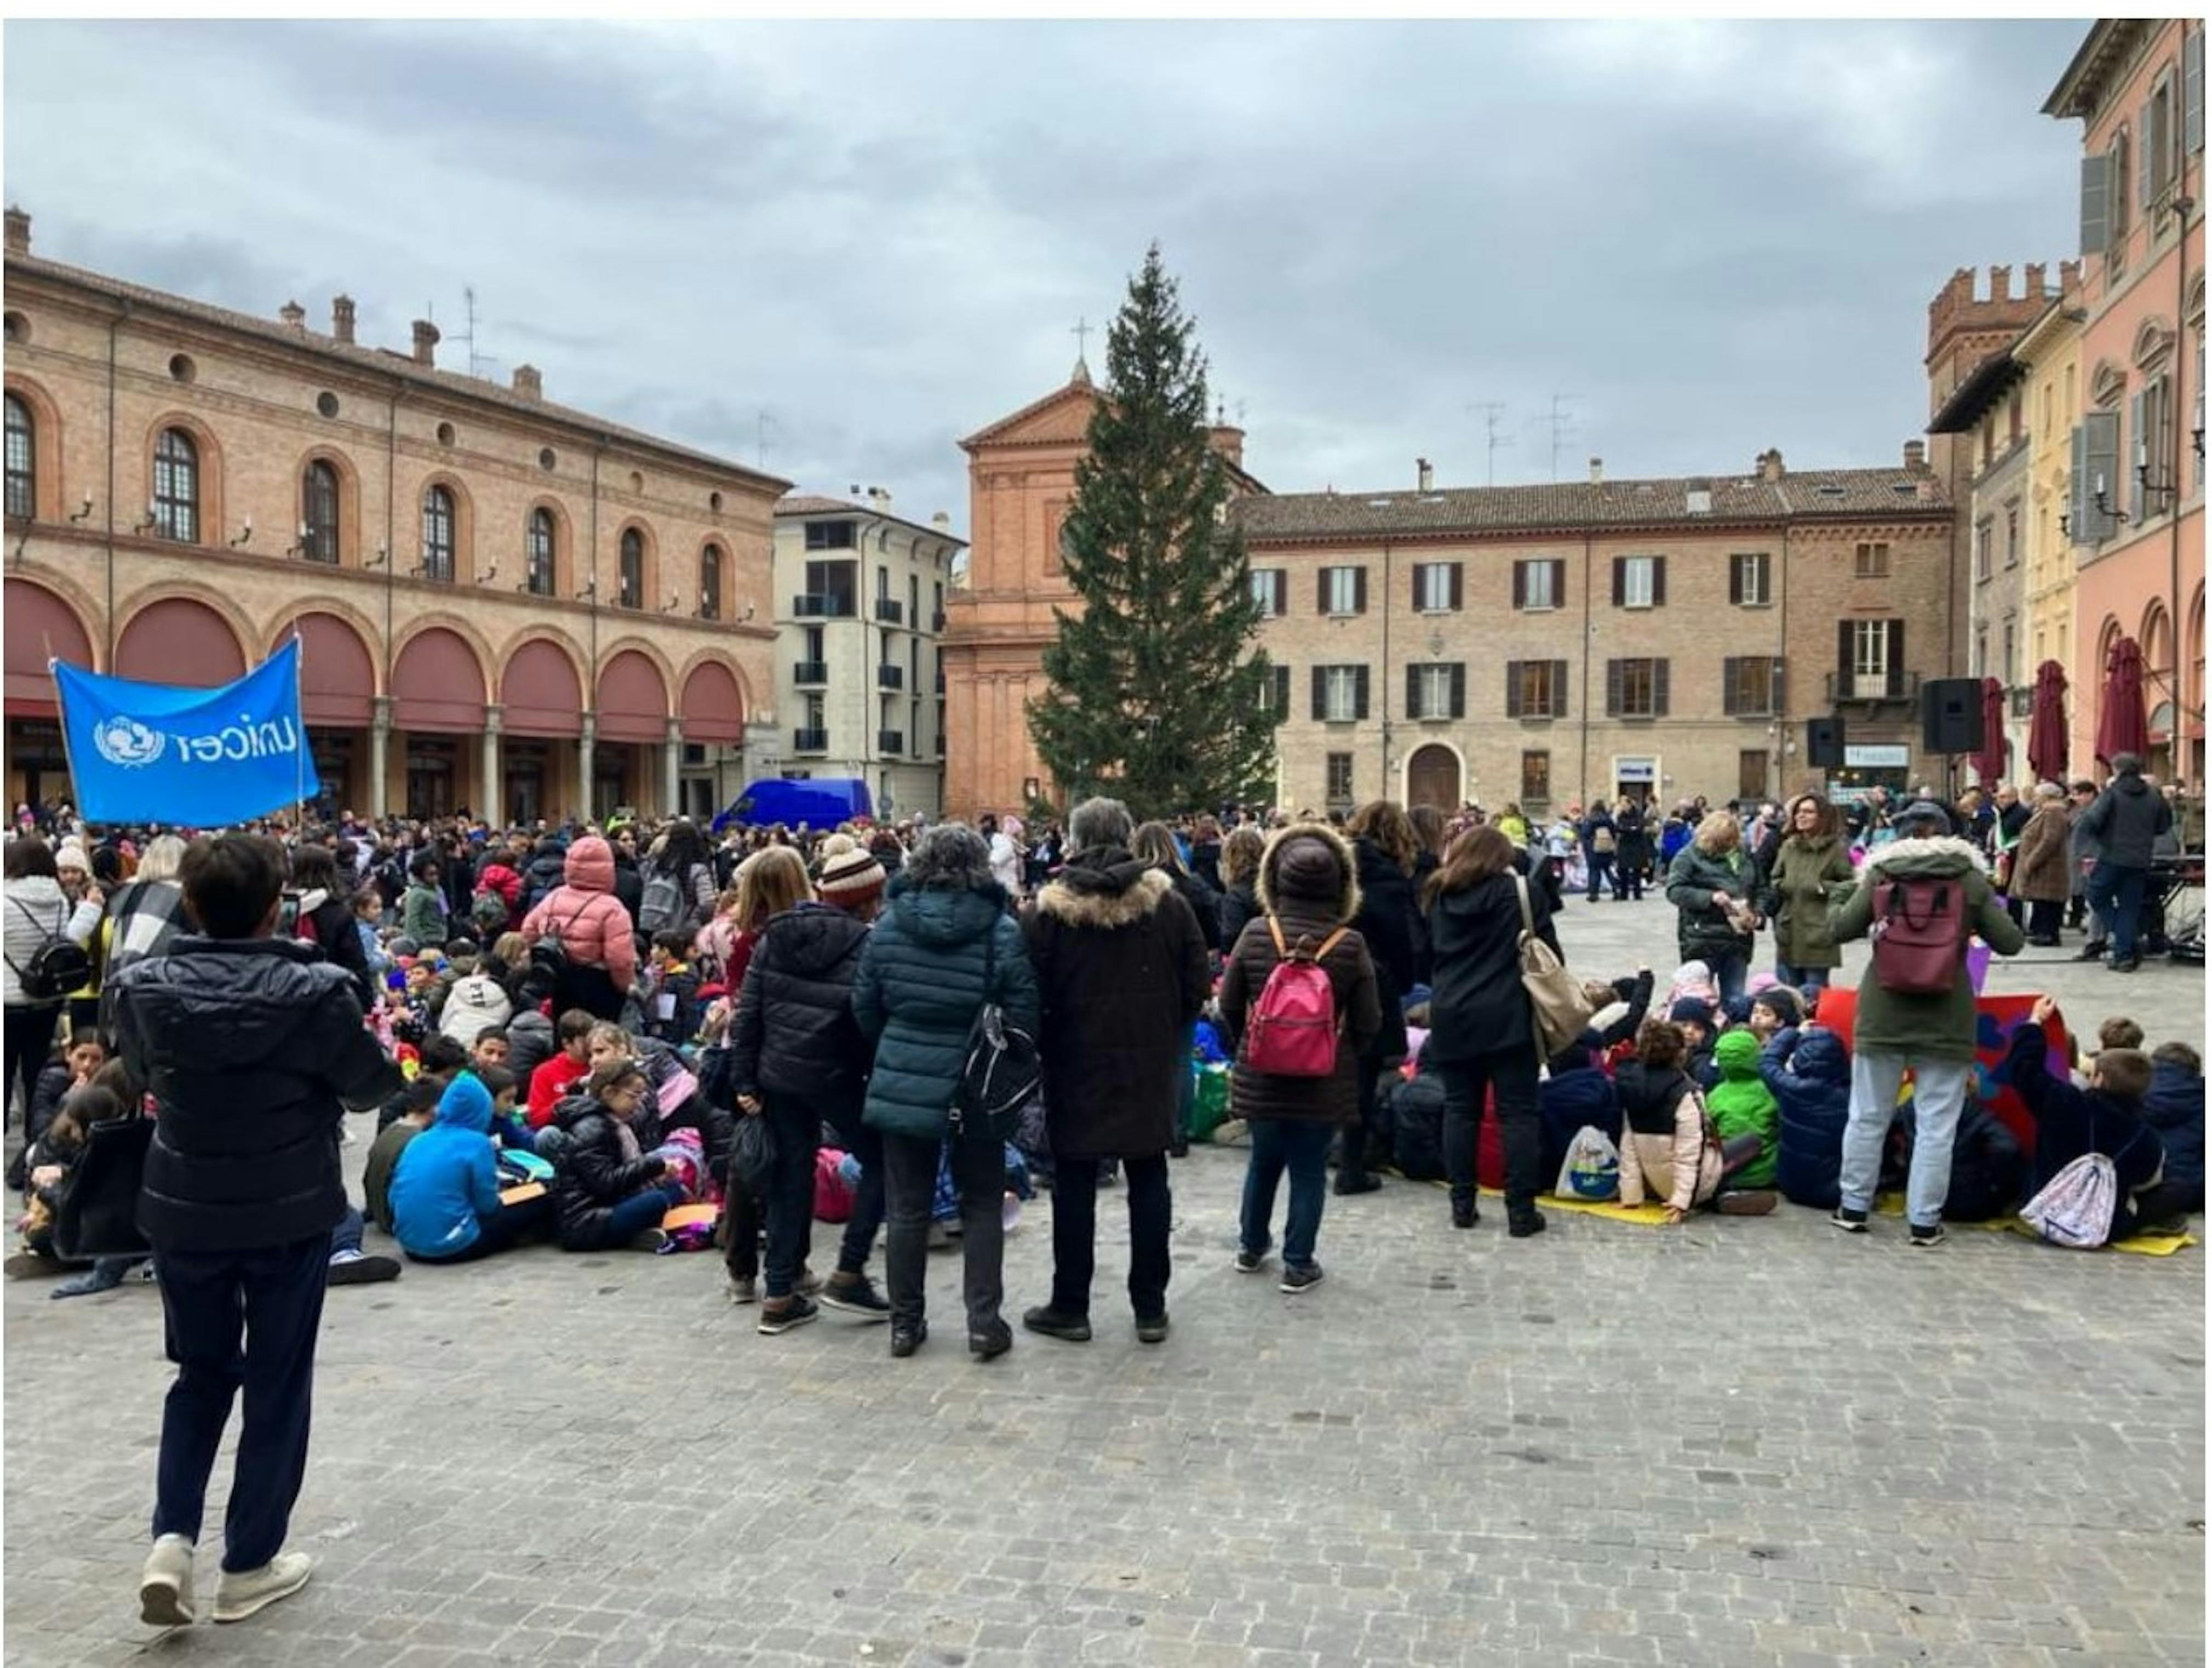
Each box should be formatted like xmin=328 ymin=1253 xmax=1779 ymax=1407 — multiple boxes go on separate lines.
xmin=111 ymin=936 xmax=400 ymax=1252
xmin=550 ymin=1096 xmax=667 ymax=1250
xmin=730 ymin=903 xmax=872 ymax=1112
xmin=2079 ymin=771 xmax=2173 ymax=869
xmin=1425 ymin=868 xmax=1557 ymax=1068
xmin=1218 ymin=881 xmax=1260 ymax=949
xmin=523 ymin=839 xmax=569 ymax=909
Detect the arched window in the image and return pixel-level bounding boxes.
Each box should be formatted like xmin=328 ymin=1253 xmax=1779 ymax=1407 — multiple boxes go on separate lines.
xmin=302 ymin=460 xmax=340 ymax=563
xmin=526 ymin=508 xmax=556 ymax=596
xmin=619 ymin=528 xmax=644 ymax=610
xmin=700 ymin=542 xmax=724 ymax=621
xmin=153 ymin=427 xmax=198 ymax=542
xmin=420 ymin=485 xmax=455 ymax=582
xmin=3 ymin=394 xmax=32 ymax=520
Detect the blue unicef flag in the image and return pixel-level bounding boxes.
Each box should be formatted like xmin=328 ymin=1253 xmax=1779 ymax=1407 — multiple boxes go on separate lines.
xmin=51 ymin=638 xmax=320 ymax=826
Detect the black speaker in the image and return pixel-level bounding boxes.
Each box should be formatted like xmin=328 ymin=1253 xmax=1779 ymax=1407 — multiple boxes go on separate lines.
xmin=1920 ymin=677 xmax=1984 ymax=755
xmin=1807 ymin=716 xmax=1846 ymax=769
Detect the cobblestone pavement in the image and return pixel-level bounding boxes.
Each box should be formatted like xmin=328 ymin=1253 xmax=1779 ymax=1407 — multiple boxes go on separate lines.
xmin=5 ymin=894 xmax=2204 ymax=1667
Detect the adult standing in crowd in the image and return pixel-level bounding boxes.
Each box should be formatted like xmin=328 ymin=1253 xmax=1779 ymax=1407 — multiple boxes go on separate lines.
xmin=1666 ymin=811 xmax=1760 ymax=1006
xmin=2065 ymin=778 xmax=2102 ymax=939
xmin=1760 ymin=793 xmax=1856 ymax=993
xmin=1425 ymin=825 xmax=1557 ymax=1238
xmin=1612 ymin=795 xmax=1652 ymax=902
xmin=643 ymin=818 xmax=720 ymax=933
xmin=1579 ymin=799 xmax=1619 ymax=902
xmin=518 ymin=834 xmax=637 ymax=1021
xmin=1217 ymin=826 xmax=1267 ymax=949
xmin=4 ymin=835 xmax=100 ymax=1122
xmin=852 ymin=823 xmax=1038 ymax=1361
xmin=2076 ymin=753 xmax=2173 ymax=973
xmin=1829 ymin=799 xmax=2024 ymax=1245
xmin=2009 ymin=782 xmax=2076 ymax=947
xmin=286 ymin=844 xmax=374 ymax=1008
xmin=97 ymin=833 xmax=192 ymax=1035
xmin=1021 ymin=798 xmax=1208 ymax=1346
xmin=1340 ymin=801 xmax=1423 ymax=1194
xmin=112 ymin=834 xmax=401 ymax=1627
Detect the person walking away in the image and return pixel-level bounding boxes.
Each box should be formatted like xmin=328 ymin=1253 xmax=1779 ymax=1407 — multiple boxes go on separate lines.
xmin=2009 ymin=782 xmax=2075 ymax=947
xmin=1760 ymin=793 xmax=1856 ymax=992
xmin=1021 ymin=799 xmax=1208 ymax=1346
xmin=1666 ymin=811 xmax=1760 ymax=1006
xmin=1218 ymin=823 xmax=1381 ymax=1291
xmin=110 ymin=834 xmax=402 ymax=1626
xmin=2075 ymin=753 xmax=2172 ymax=973
xmin=1611 ymin=796 xmax=1652 ymax=901
xmin=1829 ymin=799 xmax=2025 ymax=1245
xmin=517 ymin=835 xmax=637 ymax=1021
xmin=4 ymin=836 xmax=101 ymax=1128
xmin=1338 ymin=802 xmax=1423 ymax=1193
xmin=1217 ymin=826 xmax=1267 ymax=949
xmin=1581 ymin=800 xmax=1619 ymax=901
xmin=1425 ymin=825 xmax=1556 ymax=1237
xmin=851 ymin=823 xmax=1038 ymax=1360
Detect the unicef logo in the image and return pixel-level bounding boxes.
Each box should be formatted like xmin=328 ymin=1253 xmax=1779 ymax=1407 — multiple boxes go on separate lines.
xmin=91 ymin=714 xmax=165 ymax=769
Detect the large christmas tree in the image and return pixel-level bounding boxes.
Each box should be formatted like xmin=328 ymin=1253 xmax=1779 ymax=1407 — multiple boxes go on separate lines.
xmin=1027 ymin=245 xmax=1279 ymax=822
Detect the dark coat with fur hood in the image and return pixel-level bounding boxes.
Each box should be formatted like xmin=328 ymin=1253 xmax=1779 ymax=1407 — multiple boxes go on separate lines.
xmin=1024 ymin=847 xmax=1210 ymax=1160
xmin=1217 ymin=824 xmax=1383 ymax=1126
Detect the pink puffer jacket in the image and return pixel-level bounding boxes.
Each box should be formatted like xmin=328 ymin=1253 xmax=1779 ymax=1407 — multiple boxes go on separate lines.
xmin=518 ymin=836 xmax=638 ymax=992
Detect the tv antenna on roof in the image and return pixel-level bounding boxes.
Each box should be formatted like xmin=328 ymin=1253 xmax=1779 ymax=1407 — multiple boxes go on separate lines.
xmin=1530 ymin=393 xmax=1579 ymax=482
xmin=463 ymin=286 xmax=483 ymax=379
xmin=1465 ymin=402 xmax=1512 ymax=486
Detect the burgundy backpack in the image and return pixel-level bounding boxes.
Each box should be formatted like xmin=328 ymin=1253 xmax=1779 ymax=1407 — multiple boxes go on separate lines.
xmin=1869 ymin=875 xmax=1967 ymax=995
xmin=1243 ymin=917 xmax=1349 ymax=1077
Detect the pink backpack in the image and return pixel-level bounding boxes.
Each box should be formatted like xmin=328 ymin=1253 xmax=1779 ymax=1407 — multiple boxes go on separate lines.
xmin=1243 ymin=916 xmax=1349 ymax=1079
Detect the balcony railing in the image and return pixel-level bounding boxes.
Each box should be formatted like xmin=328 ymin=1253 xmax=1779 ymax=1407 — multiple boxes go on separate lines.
xmin=792 ymin=593 xmax=855 ymax=619
xmin=878 ymin=729 xmax=904 ymax=755
xmin=876 ymin=664 xmax=904 ymax=691
xmin=1823 ymin=669 xmax=1923 ymax=705
xmin=874 ymin=598 xmax=905 ymax=625
xmin=793 ymin=727 xmax=829 ymax=752
xmin=792 ymin=660 xmax=828 ymax=686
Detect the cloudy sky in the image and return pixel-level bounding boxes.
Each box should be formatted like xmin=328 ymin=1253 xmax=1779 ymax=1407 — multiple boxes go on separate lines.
xmin=8 ymin=19 xmax=2087 ymax=529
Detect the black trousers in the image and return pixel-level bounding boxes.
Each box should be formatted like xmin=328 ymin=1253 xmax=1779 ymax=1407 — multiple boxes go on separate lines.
xmin=882 ymin=1132 xmax=1003 ymax=1333
xmin=2027 ymin=898 xmax=2065 ymax=941
xmin=1048 ymin=1154 xmax=1171 ymax=1320
xmin=3 ymin=1000 xmax=61 ymax=1127
xmin=1440 ymin=1045 xmax=1543 ymax=1214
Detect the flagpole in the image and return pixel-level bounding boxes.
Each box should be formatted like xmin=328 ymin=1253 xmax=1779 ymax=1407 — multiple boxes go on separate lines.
xmin=292 ymin=630 xmax=307 ymax=836
xmin=47 ymin=653 xmax=84 ymax=834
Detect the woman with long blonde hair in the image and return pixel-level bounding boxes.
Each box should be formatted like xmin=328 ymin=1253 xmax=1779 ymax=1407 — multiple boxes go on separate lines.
xmin=1664 ymin=810 xmax=1760 ymax=1006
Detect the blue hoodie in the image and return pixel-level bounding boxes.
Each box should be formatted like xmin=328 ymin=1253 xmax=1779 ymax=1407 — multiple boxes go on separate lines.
xmin=1761 ymin=1026 xmax=1852 ymax=1209
xmin=388 ymin=1071 xmax=503 ymax=1258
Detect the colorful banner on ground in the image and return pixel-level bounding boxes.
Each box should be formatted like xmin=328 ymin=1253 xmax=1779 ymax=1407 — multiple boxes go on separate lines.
xmin=50 ymin=639 xmax=319 ymax=826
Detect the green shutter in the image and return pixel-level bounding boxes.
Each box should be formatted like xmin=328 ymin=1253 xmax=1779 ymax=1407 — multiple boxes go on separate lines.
xmin=2079 ymin=153 xmax=2111 ymax=256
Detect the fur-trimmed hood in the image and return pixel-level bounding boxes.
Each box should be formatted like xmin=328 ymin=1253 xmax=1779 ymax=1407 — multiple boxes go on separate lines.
xmin=1864 ymin=835 xmax=1987 ymax=879
xmin=1256 ymin=822 xmax=1362 ymax=923
xmin=1033 ymin=850 xmax=1173 ymax=931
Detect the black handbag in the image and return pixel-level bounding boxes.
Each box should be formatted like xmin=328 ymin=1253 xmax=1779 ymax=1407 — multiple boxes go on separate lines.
xmin=731 ymin=1110 xmax=775 ymax=1193
xmin=52 ymin=1113 xmax=154 ymax=1259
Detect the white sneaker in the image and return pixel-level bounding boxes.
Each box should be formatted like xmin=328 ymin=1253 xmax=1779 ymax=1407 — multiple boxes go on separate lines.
xmin=139 ymin=1534 xmax=197 ymax=1626
xmin=211 ymin=1551 xmax=313 ymax=1623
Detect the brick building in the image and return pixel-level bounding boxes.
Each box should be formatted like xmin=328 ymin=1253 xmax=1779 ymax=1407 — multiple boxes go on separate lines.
xmin=2 ymin=210 xmax=788 ymax=821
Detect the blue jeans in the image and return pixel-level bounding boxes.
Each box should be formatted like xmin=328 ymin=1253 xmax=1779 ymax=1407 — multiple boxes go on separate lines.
xmin=1773 ymin=961 xmax=1830 ymax=994
xmin=2085 ymin=861 xmax=2149 ymax=962
xmin=603 ymin=1183 xmax=684 ymax=1247
xmin=1838 ymin=1051 xmax=1970 ymax=1228
xmin=150 ymin=1232 xmax=329 ymax=1572
xmin=1707 ymin=949 xmax=1749 ymax=1007
xmin=1240 ymin=1120 xmax=1334 ymax=1269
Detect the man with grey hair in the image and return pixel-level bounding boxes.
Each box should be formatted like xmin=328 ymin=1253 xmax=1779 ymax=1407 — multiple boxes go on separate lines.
xmin=1020 ymin=798 xmax=1208 ymax=1344
xmin=2077 ymin=753 xmax=2172 ymax=973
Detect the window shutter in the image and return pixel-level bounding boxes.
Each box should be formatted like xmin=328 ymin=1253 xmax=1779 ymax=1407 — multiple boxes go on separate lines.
xmin=1451 ymin=662 xmax=1466 ymax=719
xmin=1450 ymin=563 xmax=1464 ymax=610
xmin=1837 ymin=618 xmax=1854 ymax=686
xmin=1550 ymin=559 xmax=1566 ymax=604
xmin=1611 ymin=555 xmax=1625 ymax=607
xmin=1652 ymin=556 xmax=1667 ymax=606
xmin=1653 ymin=659 xmax=1670 ymax=717
xmin=1512 ymin=561 xmax=1526 ymax=609
xmin=1728 ymin=558 xmax=1743 ymax=606
xmin=1552 ymin=660 xmax=1568 ymax=719
xmin=1354 ymin=664 xmax=1370 ymax=720
xmin=1354 ymin=566 xmax=1368 ymax=615
xmin=2084 ymin=408 xmax=2121 ymax=540
xmin=2187 ymin=27 xmax=2205 ymax=155
xmin=2140 ymin=99 xmax=2157 ymax=207
xmin=1317 ymin=569 xmax=1330 ymax=615
xmin=1604 ymin=659 xmax=1623 ymax=717
xmin=2129 ymin=391 xmax=2147 ymax=521
xmin=1770 ymin=657 xmax=1787 ymax=715
xmin=1275 ymin=664 xmax=1291 ymax=717
xmin=1505 ymin=661 xmax=1524 ymax=718
xmin=1406 ymin=663 xmax=1422 ymax=720
xmin=1885 ymin=621 xmax=1906 ymax=699
xmin=1413 ymin=564 xmax=1426 ymax=609
xmin=1721 ymin=656 xmax=1740 ymax=715
xmin=1311 ymin=665 xmax=1326 ymax=720
xmin=2079 ymin=153 xmax=2111 ymax=255
xmin=2068 ymin=423 xmax=2089 ymax=544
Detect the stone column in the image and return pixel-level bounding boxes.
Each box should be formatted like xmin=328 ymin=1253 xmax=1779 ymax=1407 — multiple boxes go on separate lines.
xmin=482 ymin=705 xmax=503 ymax=826
xmin=368 ymin=697 xmax=393 ymax=820
xmin=577 ymin=712 xmax=596 ymax=823
xmin=664 ymin=718 xmax=684 ymax=818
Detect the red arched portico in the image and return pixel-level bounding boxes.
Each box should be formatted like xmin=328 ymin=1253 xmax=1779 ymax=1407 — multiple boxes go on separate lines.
xmin=4 ymin=578 xmax=94 ymax=809
xmin=500 ymin=638 xmax=585 ymax=824
xmin=279 ymin=611 xmax=377 ymax=814
xmin=595 ymin=649 xmax=668 ymax=816
xmin=115 ymin=597 xmax=245 ymax=687
xmin=391 ymin=626 xmax=485 ymax=818
xmin=680 ymin=658 xmax=746 ymax=744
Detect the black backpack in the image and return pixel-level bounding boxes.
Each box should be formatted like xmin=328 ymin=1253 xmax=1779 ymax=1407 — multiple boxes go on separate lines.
xmin=6 ymin=896 xmax=91 ymax=1002
xmin=951 ymin=923 xmax=1041 ymax=1146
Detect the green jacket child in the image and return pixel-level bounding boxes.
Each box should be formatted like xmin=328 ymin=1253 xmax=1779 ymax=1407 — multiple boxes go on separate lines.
xmin=1705 ymin=1028 xmax=1779 ymax=1189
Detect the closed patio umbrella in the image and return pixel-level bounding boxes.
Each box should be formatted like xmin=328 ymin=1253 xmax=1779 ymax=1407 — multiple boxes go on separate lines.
xmin=2025 ymin=658 xmax=2068 ymax=783
xmin=1974 ymin=677 xmax=2008 ymax=785
xmin=2094 ymin=635 xmax=2150 ymax=767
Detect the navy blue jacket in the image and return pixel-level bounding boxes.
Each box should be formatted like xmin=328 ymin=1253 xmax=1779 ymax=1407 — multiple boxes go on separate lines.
xmin=1760 ymin=1026 xmax=1851 ymax=1210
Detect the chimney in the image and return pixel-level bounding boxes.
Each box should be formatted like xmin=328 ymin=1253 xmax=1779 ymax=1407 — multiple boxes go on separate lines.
xmin=279 ymin=299 xmax=306 ymax=331
xmin=410 ymin=319 xmax=440 ymax=367
xmin=512 ymin=364 xmax=542 ymax=402
xmin=331 ymin=295 xmax=356 ymax=345
xmin=1416 ymin=457 xmax=1433 ymax=492
xmin=1903 ymin=439 xmax=1928 ymax=475
xmin=2023 ymin=262 xmax=2045 ymax=299
xmin=931 ymin=512 xmax=952 ymax=530
xmin=1588 ymin=456 xmax=1604 ymax=484
xmin=1989 ymin=265 xmax=2012 ymax=302
xmin=1757 ymin=448 xmax=1785 ymax=484
xmin=3 ymin=207 xmax=28 ymax=255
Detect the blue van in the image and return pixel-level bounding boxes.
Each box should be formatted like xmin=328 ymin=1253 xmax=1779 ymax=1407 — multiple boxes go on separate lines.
xmin=712 ymin=778 xmax=874 ymax=833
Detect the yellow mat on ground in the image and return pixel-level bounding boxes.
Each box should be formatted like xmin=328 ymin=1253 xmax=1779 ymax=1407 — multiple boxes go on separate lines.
xmin=1457 ymin=1182 xmax=1671 ymax=1225
xmin=1872 ymin=1192 xmax=2196 ymax=1256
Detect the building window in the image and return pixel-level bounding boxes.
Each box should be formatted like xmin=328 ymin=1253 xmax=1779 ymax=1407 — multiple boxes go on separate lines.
xmin=1852 ymin=619 xmax=1893 ymax=698
xmin=2004 ymin=503 xmax=2020 ymax=567
xmin=619 ymin=529 xmax=644 ymax=610
xmin=1408 ymin=662 xmax=1463 ymax=719
xmin=804 ymin=519 xmax=856 ymax=551
xmin=2147 ymin=74 xmax=2175 ymax=205
xmin=1504 ymin=658 xmax=1565 ymax=719
xmin=1413 ymin=561 xmax=1460 ymax=612
xmin=301 ymin=460 xmax=340 ymax=564
xmin=420 ymin=485 xmax=455 ymax=582
xmin=1250 ymin=568 xmax=1286 ymax=616
xmin=1973 ymin=519 xmax=1992 ymax=580
xmin=1520 ymin=749 xmax=1551 ymax=805
xmin=1320 ymin=565 xmax=1365 ymax=615
xmin=4 ymin=393 xmax=32 ymax=520
xmin=1612 ymin=554 xmax=1664 ymax=609
xmin=1513 ymin=559 xmax=1563 ymax=611
xmin=1738 ymin=749 xmax=1770 ymax=802
xmin=525 ymin=506 xmax=555 ymax=595
xmin=1322 ymin=665 xmax=1362 ymax=721
xmin=1854 ymin=541 xmax=1890 ymax=579
xmin=804 ymin=559 xmax=857 ymax=615
xmin=1729 ymin=552 xmax=1771 ymax=606
xmin=1607 ymin=657 xmax=1667 ymax=718
xmin=1257 ymin=662 xmax=1291 ymax=715
xmin=1974 ymin=626 xmax=1987 ymax=679
xmin=153 ymin=427 xmax=198 ymax=543
xmin=700 ymin=543 xmax=724 ymax=620
xmin=1722 ymin=656 xmax=1782 ymax=716
xmin=1326 ymin=753 xmax=1355 ymax=806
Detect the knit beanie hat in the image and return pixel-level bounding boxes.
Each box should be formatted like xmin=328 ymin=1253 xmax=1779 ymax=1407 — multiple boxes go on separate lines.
xmin=55 ymin=841 xmax=88 ymax=874
xmin=816 ymin=833 xmax=887 ymax=912
xmin=1667 ymin=997 xmax=1715 ymax=1030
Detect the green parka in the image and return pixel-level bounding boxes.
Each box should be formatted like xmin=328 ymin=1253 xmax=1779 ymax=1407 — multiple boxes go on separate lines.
xmin=1760 ymin=834 xmax=1856 ymax=972
xmin=1704 ymin=1028 xmax=1779 ymax=1188
xmin=1665 ymin=841 xmax=1756 ymax=965
xmin=1831 ymin=836 xmax=2024 ymax=1062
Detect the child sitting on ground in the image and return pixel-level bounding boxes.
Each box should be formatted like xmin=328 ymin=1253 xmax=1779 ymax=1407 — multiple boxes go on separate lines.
xmin=364 ymin=1088 xmax=435 ymax=1233
xmin=548 ymin=1055 xmax=687 ymax=1253
xmin=526 ymin=1008 xmax=599 ymax=1129
xmin=389 ymin=1067 xmax=553 ymax=1262
xmin=1615 ymin=1020 xmax=1769 ymax=1222
xmin=17 ymin=1084 xmax=127 ymax=1259
xmin=2139 ymin=1042 xmax=2204 ymax=1220
xmin=1759 ymin=1023 xmax=1853 ymax=1210
xmin=11 ymin=1030 xmax=105 ymax=1192
xmin=2007 ymin=996 xmax=2167 ymax=1243
xmin=1667 ymin=998 xmax=1718 ymax=1088
xmin=1704 ymin=1028 xmax=1780 ymax=1205
xmin=639 ymin=930 xmax=702 ymax=1047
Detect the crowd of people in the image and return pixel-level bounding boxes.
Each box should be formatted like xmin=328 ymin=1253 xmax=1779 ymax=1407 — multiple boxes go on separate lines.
xmin=0 ymin=772 xmax=2201 ymax=1628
